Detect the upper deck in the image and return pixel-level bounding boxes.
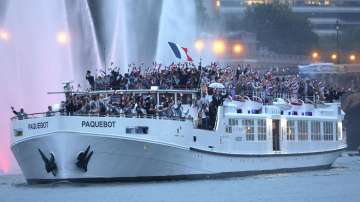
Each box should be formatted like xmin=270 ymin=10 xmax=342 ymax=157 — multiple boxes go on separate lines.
xmin=13 ymin=88 xmax=344 ymax=121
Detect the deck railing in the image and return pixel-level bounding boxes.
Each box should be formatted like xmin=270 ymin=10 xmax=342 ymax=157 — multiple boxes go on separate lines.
xmin=11 ymin=90 xmax=341 ymax=121
xmin=11 ymin=112 xmax=192 ymax=121
xmin=235 ymin=89 xmax=341 ymax=105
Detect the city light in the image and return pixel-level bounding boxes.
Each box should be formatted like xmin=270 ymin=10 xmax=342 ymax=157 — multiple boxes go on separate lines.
xmin=0 ymin=30 xmax=10 ymax=41
xmin=312 ymin=51 xmax=319 ymax=60
xmin=212 ymin=39 xmax=225 ymax=55
xmin=233 ymin=43 xmax=244 ymax=55
xmin=56 ymin=31 xmax=69 ymax=44
xmin=331 ymin=53 xmax=337 ymax=61
xmin=194 ymin=39 xmax=205 ymax=52
xmin=349 ymin=54 xmax=356 ymax=62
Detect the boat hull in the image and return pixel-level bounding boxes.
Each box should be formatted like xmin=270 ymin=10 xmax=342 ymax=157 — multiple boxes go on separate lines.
xmin=12 ymin=132 xmax=344 ymax=184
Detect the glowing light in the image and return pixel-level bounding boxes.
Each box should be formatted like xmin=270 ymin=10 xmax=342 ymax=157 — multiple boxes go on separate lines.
xmin=0 ymin=155 xmax=9 ymax=174
xmin=331 ymin=53 xmax=337 ymax=60
xmin=56 ymin=32 xmax=69 ymax=44
xmin=212 ymin=40 xmax=225 ymax=55
xmin=349 ymin=54 xmax=356 ymax=61
xmin=312 ymin=51 xmax=319 ymax=60
xmin=216 ymin=0 xmax=221 ymax=8
xmin=233 ymin=43 xmax=244 ymax=55
xmin=0 ymin=30 xmax=10 ymax=41
xmin=194 ymin=40 xmax=205 ymax=52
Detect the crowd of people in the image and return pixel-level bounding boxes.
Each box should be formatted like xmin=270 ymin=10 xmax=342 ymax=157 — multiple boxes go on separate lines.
xmin=56 ymin=90 xmax=226 ymax=130
xmin=60 ymin=93 xmax=186 ymax=118
xmin=84 ymin=62 xmax=349 ymax=103
xmin=85 ymin=63 xmax=201 ymax=91
xmin=12 ymin=62 xmax=352 ymax=127
xmin=11 ymin=107 xmax=27 ymax=120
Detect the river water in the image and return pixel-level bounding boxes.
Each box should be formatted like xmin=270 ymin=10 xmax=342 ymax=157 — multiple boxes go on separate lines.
xmin=0 ymin=152 xmax=359 ymax=202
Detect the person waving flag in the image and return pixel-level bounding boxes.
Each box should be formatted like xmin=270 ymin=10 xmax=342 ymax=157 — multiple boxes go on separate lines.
xmin=168 ymin=42 xmax=193 ymax=62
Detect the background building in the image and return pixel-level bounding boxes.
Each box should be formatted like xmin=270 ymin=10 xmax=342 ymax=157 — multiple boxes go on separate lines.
xmin=217 ymin=0 xmax=360 ymax=36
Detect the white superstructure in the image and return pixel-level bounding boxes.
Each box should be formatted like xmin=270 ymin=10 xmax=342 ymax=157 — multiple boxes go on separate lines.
xmin=10 ymin=89 xmax=346 ymax=184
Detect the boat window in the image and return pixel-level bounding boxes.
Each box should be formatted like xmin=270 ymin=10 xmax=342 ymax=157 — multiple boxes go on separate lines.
xmin=311 ymin=121 xmax=321 ymax=141
xmin=323 ymin=121 xmax=334 ymax=141
xmin=243 ymin=119 xmax=255 ymax=141
xmin=298 ymin=120 xmax=309 ymax=140
xmin=225 ymin=126 xmax=232 ymax=133
xmin=125 ymin=126 xmax=149 ymax=134
xmin=229 ymin=118 xmax=239 ymax=126
xmin=287 ymin=120 xmax=296 ymax=141
xmin=257 ymin=119 xmax=266 ymax=141
xmin=14 ymin=130 xmax=23 ymax=137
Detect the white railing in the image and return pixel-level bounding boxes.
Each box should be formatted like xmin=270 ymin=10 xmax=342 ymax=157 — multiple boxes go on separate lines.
xmin=11 ymin=112 xmax=192 ymax=122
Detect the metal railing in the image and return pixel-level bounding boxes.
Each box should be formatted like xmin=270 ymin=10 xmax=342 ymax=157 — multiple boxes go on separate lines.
xmin=233 ymin=89 xmax=341 ymax=105
xmin=11 ymin=111 xmax=192 ymax=122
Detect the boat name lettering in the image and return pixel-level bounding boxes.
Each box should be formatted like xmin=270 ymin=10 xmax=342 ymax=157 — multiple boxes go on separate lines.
xmin=81 ymin=121 xmax=116 ymax=128
xmin=28 ymin=122 xmax=48 ymax=130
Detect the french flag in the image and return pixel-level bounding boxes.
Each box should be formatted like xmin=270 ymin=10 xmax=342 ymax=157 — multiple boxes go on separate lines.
xmin=168 ymin=42 xmax=193 ymax=62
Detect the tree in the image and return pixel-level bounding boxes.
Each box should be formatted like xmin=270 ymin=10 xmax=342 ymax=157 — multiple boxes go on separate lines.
xmin=237 ymin=3 xmax=318 ymax=55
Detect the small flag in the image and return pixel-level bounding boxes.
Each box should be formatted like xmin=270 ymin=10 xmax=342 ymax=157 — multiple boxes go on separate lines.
xmin=168 ymin=42 xmax=193 ymax=62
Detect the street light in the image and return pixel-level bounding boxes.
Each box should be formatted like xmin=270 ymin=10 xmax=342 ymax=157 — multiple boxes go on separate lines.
xmin=233 ymin=43 xmax=244 ymax=55
xmin=335 ymin=20 xmax=340 ymax=64
xmin=215 ymin=0 xmax=221 ymax=8
xmin=194 ymin=39 xmax=205 ymax=53
xmin=312 ymin=51 xmax=319 ymax=60
xmin=212 ymin=39 xmax=225 ymax=55
xmin=349 ymin=54 xmax=356 ymax=62
xmin=331 ymin=53 xmax=338 ymax=61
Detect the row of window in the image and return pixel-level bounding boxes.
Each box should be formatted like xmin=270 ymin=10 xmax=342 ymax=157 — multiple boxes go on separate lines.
xmin=227 ymin=118 xmax=267 ymax=141
xmin=287 ymin=120 xmax=335 ymax=141
xmin=125 ymin=126 xmax=149 ymax=134
xmin=227 ymin=118 xmax=339 ymax=141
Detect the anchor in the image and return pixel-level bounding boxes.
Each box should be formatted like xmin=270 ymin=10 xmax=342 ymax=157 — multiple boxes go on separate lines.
xmin=76 ymin=145 xmax=93 ymax=172
xmin=38 ymin=149 xmax=57 ymax=176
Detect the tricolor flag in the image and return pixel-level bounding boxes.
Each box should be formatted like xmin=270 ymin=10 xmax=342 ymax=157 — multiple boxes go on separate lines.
xmin=168 ymin=42 xmax=193 ymax=62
